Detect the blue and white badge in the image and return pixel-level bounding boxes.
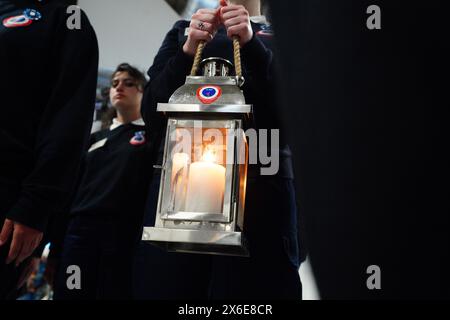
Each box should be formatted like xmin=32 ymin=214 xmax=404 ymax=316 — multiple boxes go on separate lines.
xmin=256 ymin=24 xmax=274 ymax=37
xmin=23 ymin=9 xmax=42 ymax=21
xmin=196 ymin=85 xmax=222 ymax=104
xmin=130 ymin=131 xmax=146 ymax=146
xmin=2 ymin=9 xmax=41 ymax=28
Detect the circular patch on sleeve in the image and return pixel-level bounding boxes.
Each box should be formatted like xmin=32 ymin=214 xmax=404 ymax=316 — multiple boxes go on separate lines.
xmin=3 ymin=15 xmax=32 ymax=28
xmin=196 ymin=86 xmax=222 ymax=104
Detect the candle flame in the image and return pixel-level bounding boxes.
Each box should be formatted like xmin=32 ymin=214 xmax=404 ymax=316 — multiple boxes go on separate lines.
xmin=202 ymin=149 xmax=216 ymax=163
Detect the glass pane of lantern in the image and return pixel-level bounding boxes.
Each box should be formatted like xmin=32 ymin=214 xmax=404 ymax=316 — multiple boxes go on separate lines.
xmin=163 ymin=120 xmax=234 ymax=219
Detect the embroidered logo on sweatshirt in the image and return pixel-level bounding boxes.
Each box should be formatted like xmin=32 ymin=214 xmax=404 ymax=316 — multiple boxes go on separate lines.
xmin=256 ymin=24 xmax=274 ymax=37
xmin=3 ymin=9 xmax=41 ymax=28
xmin=197 ymin=86 xmax=222 ymax=104
xmin=130 ymin=131 xmax=146 ymax=146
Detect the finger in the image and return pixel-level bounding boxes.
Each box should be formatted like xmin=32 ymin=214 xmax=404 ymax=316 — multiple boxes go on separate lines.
xmin=18 ymin=232 xmax=42 ymax=266
xmin=15 ymin=239 xmax=33 ymax=266
xmin=227 ymin=23 xmax=247 ymax=38
xmin=16 ymin=260 xmax=33 ymax=289
xmin=6 ymin=228 xmax=23 ymax=265
xmin=191 ymin=19 xmax=215 ymax=34
xmin=0 ymin=219 xmax=13 ymax=246
xmin=219 ymin=0 xmax=229 ymax=7
xmin=189 ymin=29 xmax=214 ymax=43
xmin=221 ymin=4 xmax=245 ymax=15
xmin=193 ymin=12 xmax=218 ymax=24
xmin=223 ymin=16 xmax=247 ymax=29
xmin=197 ymin=8 xmax=219 ymax=15
xmin=222 ymin=7 xmax=248 ymax=21
xmin=33 ymin=234 xmax=43 ymax=252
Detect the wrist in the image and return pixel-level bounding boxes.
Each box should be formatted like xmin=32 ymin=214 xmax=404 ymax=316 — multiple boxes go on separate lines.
xmin=237 ymin=27 xmax=254 ymax=47
xmin=183 ymin=39 xmax=196 ymax=57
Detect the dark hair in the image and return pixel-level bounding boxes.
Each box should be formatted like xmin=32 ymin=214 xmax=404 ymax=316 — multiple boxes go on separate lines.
xmin=111 ymin=63 xmax=147 ymax=90
xmin=100 ymin=63 xmax=146 ymax=130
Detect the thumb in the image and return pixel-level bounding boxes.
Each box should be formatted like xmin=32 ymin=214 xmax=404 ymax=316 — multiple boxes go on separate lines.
xmin=0 ymin=219 xmax=14 ymax=246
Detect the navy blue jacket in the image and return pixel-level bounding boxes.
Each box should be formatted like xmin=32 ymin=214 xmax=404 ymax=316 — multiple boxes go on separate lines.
xmin=0 ymin=0 xmax=98 ymax=231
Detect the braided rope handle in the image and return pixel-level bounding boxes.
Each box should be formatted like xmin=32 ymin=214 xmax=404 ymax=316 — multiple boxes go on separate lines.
xmin=232 ymin=36 xmax=242 ymax=78
xmin=190 ymin=37 xmax=242 ymax=77
xmin=190 ymin=41 xmax=206 ymax=76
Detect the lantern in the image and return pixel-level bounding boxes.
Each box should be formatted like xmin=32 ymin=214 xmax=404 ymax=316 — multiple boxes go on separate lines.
xmin=142 ymin=38 xmax=252 ymax=256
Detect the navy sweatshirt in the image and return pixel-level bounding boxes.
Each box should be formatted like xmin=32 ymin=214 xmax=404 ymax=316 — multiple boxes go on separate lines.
xmin=69 ymin=122 xmax=153 ymax=219
xmin=0 ymin=0 xmax=99 ymax=231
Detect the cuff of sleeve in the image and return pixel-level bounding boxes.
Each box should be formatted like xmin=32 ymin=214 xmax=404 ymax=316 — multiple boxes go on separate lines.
xmin=172 ymin=49 xmax=194 ymax=77
xmin=6 ymin=194 xmax=50 ymax=232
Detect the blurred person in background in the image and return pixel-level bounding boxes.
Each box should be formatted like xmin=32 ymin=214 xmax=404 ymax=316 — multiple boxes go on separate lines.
xmin=52 ymin=63 xmax=153 ymax=300
xmin=0 ymin=0 xmax=98 ymax=299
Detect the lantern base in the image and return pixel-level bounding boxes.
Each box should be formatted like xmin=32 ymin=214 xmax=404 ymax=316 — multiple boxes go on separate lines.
xmin=142 ymin=227 xmax=249 ymax=257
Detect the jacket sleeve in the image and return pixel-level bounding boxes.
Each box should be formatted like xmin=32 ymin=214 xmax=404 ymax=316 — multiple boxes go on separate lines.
xmin=241 ymin=31 xmax=274 ymax=83
xmin=6 ymin=8 xmax=99 ymax=232
xmin=141 ymin=20 xmax=193 ymax=162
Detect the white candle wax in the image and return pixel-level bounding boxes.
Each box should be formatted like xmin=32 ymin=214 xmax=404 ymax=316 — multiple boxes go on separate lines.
xmin=185 ymin=161 xmax=226 ymax=214
xmin=171 ymin=152 xmax=190 ymax=212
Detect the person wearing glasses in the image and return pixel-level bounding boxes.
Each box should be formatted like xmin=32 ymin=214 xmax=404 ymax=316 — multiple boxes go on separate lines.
xmin=52 ymin=63 xmax=153 ymax=300
xmin=141 ymin=0 xmax=304 ymax=299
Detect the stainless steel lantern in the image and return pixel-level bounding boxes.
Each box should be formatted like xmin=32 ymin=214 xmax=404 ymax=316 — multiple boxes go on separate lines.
xmin=142 ymin=39 xmax=252 ymax=256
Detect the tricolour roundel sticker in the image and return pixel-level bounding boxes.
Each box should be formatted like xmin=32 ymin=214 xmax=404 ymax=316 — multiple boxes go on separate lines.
xmin=3 ymin=15 xmax=32 ymax=28
xmin=256 ymin=24 xmax=274 ymax=37
xmin=196 ymin=85 xmax=222 ymax=104
xmin=130 ymin=131 xmax=146 ymax=146
xmin=3 ymin=9 xmax=41 ymax=28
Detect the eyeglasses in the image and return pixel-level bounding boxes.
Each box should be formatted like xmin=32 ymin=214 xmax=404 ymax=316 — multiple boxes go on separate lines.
xmin=111 ymin=79 xmax=138 ymax=89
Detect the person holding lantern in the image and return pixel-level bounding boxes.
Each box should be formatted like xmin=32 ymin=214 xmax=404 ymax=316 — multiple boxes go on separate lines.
xmin=141 ymin=0 xmax=304 ymax=299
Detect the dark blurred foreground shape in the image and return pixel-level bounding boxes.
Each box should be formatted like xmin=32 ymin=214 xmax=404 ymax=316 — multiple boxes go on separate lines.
xmin=268 ymin=0 xmax=449 ymax=299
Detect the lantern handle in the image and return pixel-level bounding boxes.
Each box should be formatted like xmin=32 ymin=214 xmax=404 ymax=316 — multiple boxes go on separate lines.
xmin=189 ymin=36 xmax=242 ymax=80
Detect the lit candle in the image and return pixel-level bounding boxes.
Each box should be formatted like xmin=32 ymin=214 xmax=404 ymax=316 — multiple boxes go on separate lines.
xmin=171 ymin=152 xmax=190 ymax=212
xmin=185 ymin=150 xmax=226 ymax=214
